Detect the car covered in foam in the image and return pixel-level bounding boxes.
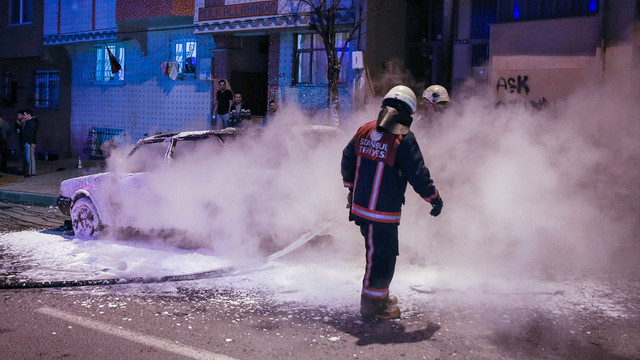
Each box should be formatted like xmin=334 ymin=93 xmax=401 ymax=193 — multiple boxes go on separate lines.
xmin=57 ymin=125 xmax=341 ymax=241
xmin=57 ymin=129 xmax=237 ymax=239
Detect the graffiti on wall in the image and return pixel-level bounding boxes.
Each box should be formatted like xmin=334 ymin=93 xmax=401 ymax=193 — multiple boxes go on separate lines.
xmin=495 ymin=74 xmax=549 ymax=111
xmin=496 ymin=75 xmax=530 ymax=95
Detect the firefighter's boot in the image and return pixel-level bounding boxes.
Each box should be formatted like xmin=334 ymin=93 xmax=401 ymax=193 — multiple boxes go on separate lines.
xmin=360 ymin=295 xmax=401 ymax=320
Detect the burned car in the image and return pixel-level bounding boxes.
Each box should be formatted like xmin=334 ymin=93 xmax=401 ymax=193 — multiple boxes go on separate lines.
xmin=57 ymin=129 xmax=237 ymax=239
xmin=56 ymin=125 xmax=342 ymax=243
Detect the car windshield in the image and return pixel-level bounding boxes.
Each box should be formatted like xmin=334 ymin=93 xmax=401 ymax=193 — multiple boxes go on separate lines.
xmin=117 ymin=135 xmax=226 ymax=173
xmin=171 ymin=136 xmax=224 ymax=161
xmin=120 ymin=141 xmax=171 ymax=173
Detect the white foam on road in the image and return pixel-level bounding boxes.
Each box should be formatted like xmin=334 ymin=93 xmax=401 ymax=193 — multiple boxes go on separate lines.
xmin=1 ymin=230 xmax=636 ymax=320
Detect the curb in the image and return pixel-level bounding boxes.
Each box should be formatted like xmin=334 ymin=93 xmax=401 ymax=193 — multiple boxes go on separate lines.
xmin=0 ymin=190 xmax=57 ymax=207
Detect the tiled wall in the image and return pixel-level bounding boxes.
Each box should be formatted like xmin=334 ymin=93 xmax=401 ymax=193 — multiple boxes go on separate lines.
xmin=44 ymin=0 xmax=117 ymax=35
xmin=278 ymin=32 xmax=353 ymax=121
xmin=68 ymin=29 xmax=215 ymax=154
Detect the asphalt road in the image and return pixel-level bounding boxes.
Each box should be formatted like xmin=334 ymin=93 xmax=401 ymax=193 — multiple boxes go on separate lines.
xmin=1 ymin=202 xmax=639 ymax=359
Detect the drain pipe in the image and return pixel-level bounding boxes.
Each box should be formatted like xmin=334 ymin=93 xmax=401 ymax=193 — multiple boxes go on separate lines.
xmin=600 ymin=0 xmax=609 ymax=81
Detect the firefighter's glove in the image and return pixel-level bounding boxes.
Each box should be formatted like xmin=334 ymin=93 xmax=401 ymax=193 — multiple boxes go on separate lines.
xmin=429 ymin=196 xmax=443 ymax=217
xmin=346 ymin=189 xmax=353 ymax=209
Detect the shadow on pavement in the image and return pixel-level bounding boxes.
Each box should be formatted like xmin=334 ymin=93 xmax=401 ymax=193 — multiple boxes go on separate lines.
xmin=328 ymin=313 xmax=440 ymax=346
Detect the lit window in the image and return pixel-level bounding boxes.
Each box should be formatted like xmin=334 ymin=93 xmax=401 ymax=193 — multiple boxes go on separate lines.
xmin=94 ymin=44 xmax=125 ymax=83
xmin=9 ymin=0 xmax=32 ymax=25
xmin=34 ymin=70 xmax=59 ymax=108
xmin=172 ymin=40 xmax=197 ymax=75
xmin=296 ymin=32 xmax=351 ymax=84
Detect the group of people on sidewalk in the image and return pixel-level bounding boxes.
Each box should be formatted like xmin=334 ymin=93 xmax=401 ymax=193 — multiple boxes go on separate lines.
xmin=212 ymin=79 xmax=278 ymax=129
xmin=0 ymin=109 xmax=39 ymax=177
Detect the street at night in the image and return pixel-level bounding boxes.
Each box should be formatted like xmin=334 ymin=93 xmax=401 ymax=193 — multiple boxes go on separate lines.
xmin=2 ymin=0 xmax=639 ymax=359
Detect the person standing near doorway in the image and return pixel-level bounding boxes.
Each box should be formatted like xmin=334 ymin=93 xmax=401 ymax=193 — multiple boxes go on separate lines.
xmin=21 ymin=109 xmax=39 ymax=177
xmin=213 ymin=79 xmax=233 ymax=129
xmin=263 ymin=100 xmax=277 ymax=125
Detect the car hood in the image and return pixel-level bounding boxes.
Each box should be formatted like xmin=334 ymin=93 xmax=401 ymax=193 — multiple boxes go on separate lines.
xmin=58 ymin=172 xmax=135 ymax=198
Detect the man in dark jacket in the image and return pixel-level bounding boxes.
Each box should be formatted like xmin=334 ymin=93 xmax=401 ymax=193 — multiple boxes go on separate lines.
xmin=21 ymin=109 xmax=39 ymax=177
xmin=341 ymin=85 xmax=443 ymax=319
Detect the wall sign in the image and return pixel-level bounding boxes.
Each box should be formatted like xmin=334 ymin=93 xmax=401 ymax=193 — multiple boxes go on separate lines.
xmin=198 ymin=0 xmax=278 ymax=21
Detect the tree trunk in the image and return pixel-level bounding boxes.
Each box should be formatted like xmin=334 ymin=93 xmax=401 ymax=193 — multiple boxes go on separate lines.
xmin=327 ymin=50 xmax=341 ymax=127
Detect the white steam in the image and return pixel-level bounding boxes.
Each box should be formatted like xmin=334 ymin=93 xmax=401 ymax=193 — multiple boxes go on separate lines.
xmin=101 ymin=71 xmax=638 ymax=289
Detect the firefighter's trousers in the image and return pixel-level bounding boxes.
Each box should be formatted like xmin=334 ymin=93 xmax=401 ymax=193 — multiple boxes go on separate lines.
xmin=359 ymin=222 xmax=399 ymax=300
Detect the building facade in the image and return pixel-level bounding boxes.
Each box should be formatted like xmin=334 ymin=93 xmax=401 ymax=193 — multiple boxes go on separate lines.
xmin=4 ymin=0 xmax=636 ymax=157
xmin=40 ymin=0 xmax=365 ymax=155
xmin=367 ymin=0 xmax=638 ymax=107
xmin=43 ymin=0 xmax=214 ymax=155
xmin=0 ymin=0 xmax=72 ymax=158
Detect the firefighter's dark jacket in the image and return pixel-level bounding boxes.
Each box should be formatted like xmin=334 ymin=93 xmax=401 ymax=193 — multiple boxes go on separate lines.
xmin=341 ymin=120 xmax=439 ymax=224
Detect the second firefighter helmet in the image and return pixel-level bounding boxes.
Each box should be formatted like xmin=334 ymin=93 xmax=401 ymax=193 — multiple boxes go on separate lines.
xmin=422 ymin=85 xmax=450 ymax=105
xmin=382 ymin=85 xmax=417 ymax=114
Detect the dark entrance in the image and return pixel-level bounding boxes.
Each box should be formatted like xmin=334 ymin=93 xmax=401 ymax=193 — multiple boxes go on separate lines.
xmin=229 ymin=35 xmax=269 ymax=118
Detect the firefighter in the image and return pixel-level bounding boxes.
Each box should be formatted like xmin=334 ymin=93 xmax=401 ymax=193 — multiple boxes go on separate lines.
xmin=422 ymin=85 xmax=450 ymax=114
xmin=341 ymin=85 xmax=443 ymax=320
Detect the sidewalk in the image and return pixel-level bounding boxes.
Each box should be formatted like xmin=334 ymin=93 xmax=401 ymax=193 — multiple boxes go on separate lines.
xmin=0 ymin=158 xmax=107 ymax=206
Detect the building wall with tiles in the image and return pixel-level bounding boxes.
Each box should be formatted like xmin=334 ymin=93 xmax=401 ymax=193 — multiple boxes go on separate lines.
xmin=67 ymin=28 xmax=215 ymax=155
xmin=277 ymin=32 xmax=353 ymax=123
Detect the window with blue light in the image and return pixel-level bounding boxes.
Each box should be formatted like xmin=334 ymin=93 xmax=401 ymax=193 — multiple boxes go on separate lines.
xmin=172 ymin=39 xmax=197 ymax=76
xmin=34 ymin=70 xmax=59 ymax=108
xmin=9 ymin=0 xmax=32 ymax=25
xmin=295 ymin=32 xmax=351 ymax=84
xmin=494 ymin=0 xmax=599 ymax=22
xmin=94 ymin=44 xmax=125 ymax=84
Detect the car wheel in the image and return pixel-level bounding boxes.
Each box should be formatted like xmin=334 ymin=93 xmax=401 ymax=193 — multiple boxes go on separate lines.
xmin=71 ymin=197 xmax=101 ymax=239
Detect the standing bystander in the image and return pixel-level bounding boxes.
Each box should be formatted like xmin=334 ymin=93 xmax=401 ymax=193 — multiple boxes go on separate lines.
xmin=229 ymin=92 xmax=251 ymax=127
xmin=15 ymin=110 xmax=25 ymax=173
xmin=21 ymin=109 xmax=39 ymax=177
xmin=213 ymin=79 xmax=233 ymax=129
xmin=263 ymin=100 xmax=277 ymax=125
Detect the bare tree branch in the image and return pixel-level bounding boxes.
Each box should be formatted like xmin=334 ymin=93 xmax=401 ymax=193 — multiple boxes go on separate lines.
xmin=297 ymin=0 xmax=388 ymax=125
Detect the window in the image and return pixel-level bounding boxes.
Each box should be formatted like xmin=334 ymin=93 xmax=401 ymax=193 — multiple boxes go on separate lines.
xmin=172 ymin=39 xmax=197 ymax=75
xmin=94 ymin=44 xmax=125 ymax=83
xmin=9 ymin=0 xmax=32 ymax=25
xmin=495 ymin=0 xmax=598 ymax=22
xmin=34 ymin=70 xmax=59 ymax=108
xmin=296 ymin=32 xmax=351 ymax=84
xmin=1 ymin=72 xmax=17 ymax=107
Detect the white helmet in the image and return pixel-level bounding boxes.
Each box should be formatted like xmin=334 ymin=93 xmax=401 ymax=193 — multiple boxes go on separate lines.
xmin=383 ymin=85 xmax=417 ymax=114
xmin=422 ymin=85 xmax=450 ymax=104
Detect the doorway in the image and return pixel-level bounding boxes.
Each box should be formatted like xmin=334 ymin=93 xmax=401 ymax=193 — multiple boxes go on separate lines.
xmin=229 ymin=35 xmax=269 ymax=118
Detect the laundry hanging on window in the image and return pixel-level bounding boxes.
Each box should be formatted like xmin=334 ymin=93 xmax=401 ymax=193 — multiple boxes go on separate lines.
xmin=169 ymin=61 xmax=179 ymax=80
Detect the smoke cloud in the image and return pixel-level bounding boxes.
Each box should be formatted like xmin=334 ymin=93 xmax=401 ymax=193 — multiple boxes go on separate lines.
xmin=101 ymin=65 xmax=638 ymax=290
